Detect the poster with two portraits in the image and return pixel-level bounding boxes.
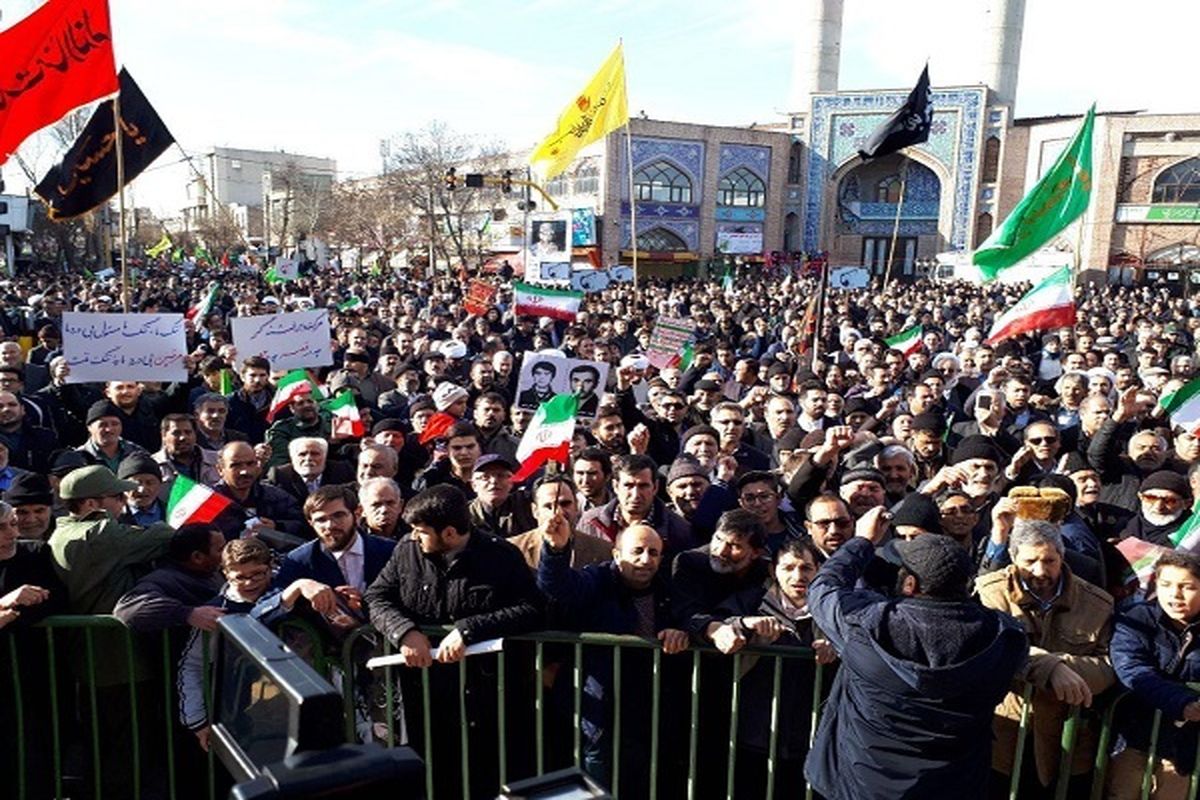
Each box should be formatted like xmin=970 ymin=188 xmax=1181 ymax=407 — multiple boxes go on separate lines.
xmin=516 ymin=351 xmax=609 ymax=420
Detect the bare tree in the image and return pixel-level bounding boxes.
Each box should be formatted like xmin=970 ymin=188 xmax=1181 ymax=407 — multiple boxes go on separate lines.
xmin=383 ymin=121 xmax=509 ymax=273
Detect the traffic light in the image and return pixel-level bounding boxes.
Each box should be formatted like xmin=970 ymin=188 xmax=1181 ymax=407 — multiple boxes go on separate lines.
xmin=501 ymin=170 xmax=513 ymax=193
xmin=516 ymin=200 xmax=537 ymax=212
xmin=444 ymin=167 xmax=457 ymax=191
xmin=464 ymin=173 xmax=485 ymax=188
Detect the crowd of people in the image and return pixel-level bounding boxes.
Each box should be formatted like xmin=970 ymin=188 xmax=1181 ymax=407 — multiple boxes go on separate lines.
xmin=4 ymin=260 xmax=1200 ymax=798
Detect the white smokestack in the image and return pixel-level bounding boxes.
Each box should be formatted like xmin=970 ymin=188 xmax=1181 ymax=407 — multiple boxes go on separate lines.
xmin=789 ymin=0 xmax=844 ymax=112
xmin=981 ymin=0 xmax=1026 ymax=109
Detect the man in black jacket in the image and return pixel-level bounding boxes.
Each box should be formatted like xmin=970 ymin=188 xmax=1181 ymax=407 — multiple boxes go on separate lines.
xmin=805 ymin=506 xmax=1029 ymax=799
xmin=364 ymin=484 xmax=542 ymax=799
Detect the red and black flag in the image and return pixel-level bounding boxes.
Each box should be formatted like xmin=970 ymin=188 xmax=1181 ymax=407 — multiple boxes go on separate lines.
xmin=0 ymin=0 xmax=119 ymax=165
xmin=858 ymin=65 xmax=933 ymax=161
xmin=35 ymin=68 xmax=174 ymax=220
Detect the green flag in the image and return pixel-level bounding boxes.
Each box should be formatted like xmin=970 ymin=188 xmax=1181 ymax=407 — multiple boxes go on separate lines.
xmin=973 ymin=105 xmax=1094 ymax=282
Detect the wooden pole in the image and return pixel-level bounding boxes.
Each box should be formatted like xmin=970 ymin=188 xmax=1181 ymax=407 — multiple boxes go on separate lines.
xmin=882 ymin=155 xmax=910 ymax=293
xmin=113 ymin=95 xmax=130 ymax=312
xmin=626 ymin=122 xmax=638 ymax=289
xmin=812 ymin=258 xmax=827 ymax=373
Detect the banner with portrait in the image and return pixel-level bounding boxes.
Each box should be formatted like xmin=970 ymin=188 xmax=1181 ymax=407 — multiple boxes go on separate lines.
xmin=516 ymin=351 xmax=609 ymax=420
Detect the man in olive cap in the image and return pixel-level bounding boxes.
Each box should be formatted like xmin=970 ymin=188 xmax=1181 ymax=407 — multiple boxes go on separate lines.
xmin=47 ymin=465 xmax=174 ymax=615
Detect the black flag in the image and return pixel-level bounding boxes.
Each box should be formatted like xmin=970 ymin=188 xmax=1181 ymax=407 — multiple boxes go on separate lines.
xmin=857 ymin=65 xmax=932 ymax=161
xmin=35 ymin=69 xmax=174 ymax=220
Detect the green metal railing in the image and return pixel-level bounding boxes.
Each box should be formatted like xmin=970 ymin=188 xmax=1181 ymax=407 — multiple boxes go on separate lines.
xmin=7 ymin=615 xmax=1200 ymax=800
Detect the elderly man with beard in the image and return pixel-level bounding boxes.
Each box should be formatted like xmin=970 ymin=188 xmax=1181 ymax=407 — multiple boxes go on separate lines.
xmin=1058 ymin=451 xmax=1133 ymax=546
xmin=1088 ymin=387 xmax=1172 ymax=512
xmin=921 ymin=435 xmax=1008 ymax=546
xmin=1119 ymin=470 xmax=1193 ymax=548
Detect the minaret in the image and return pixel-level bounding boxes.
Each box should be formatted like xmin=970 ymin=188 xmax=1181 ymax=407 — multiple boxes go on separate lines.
xmin=981 ymin=0 xmax=1026 ymax=110
xmin=789 ymin=0 xmax=843 ymax=113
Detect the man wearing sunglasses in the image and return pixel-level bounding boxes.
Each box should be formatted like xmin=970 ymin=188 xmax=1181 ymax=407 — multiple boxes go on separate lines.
xmin=1004 ymin=421 xmax=1061 ymax=485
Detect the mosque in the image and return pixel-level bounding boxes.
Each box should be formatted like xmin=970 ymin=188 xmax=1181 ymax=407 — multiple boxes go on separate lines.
xmin=557 ymin=0 xmax=1200 ymax=288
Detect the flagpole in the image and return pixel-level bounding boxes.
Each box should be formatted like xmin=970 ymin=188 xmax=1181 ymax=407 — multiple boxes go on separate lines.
xmin=113 ymin=95 xmax=130 ymax=313
xmin=883 ymin=155 xmax=909 ymax=294
xmin=812 ymin=258 xmax=828 ymax=373
xmin=625 ymin=122 xmax=638 ymax=289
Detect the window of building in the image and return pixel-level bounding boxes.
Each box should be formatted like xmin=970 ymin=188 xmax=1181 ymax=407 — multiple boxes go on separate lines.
xmin=1153 ymin=157 xmax=1200 ymax=203
xmin=633 ymin=161 xmax=693 ymax=204
xmin=718 ymin=167 xmax=766 ymax=207
xmin=982 ymin=136 xmax=1000 ymax=183
xmin=788 ymin=141 xmax=803 ymax=184
xmin=546 ymin=174 xmax=568 ymax=197
xmin=637 ymin=227 xmax=688 ymax=252
xmin=573 ymin=163 xmax=600 ymax=195
xmin=974 ymin=212 xmax=993 ymax=245
xmin=875 ymin=175 xmax=902 ymax=203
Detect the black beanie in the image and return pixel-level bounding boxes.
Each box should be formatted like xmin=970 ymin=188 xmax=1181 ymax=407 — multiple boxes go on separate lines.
xmin=1140 ymin=470 xmax=1190 ymax=498
xmin=949 ymin=435 xmax=1006 ymax=466
xmin=892 ymin=493 xmax=944 ymax=535
xmin=894 ymin=534 xmax=974 ymax=598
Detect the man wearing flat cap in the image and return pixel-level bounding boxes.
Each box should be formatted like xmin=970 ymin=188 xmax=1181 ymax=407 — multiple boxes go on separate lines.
xmin=4 ymin=472 xmax=57 ymax=540
xmin=805 ymin=506 xmax=1029 ymax=799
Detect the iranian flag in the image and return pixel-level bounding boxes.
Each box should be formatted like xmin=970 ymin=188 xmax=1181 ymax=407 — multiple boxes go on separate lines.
xmin=513 ymin=282 xmax=583 ymax=322
xmin=326 ymin=390 xmax=365 ymax=438
xmin=1116 ymin=537 xmax=1170 ymax=589
xmin=512 ymin=394 xmax=579 ymax=483
xmin=984 ymin=266 xmax=1076 ymax=345
xmin=186 ymin=282 xmax=219 ymax=322
xmin=338 ymin=296 xmax=363 ymax=312
xmin=167 ymin=474 xmax=233 ymax=529
xmin=885 ymin=325 xmax=922 ymax=357
xmin=1171 ymin=508 xmax=1200 ymax=552
xmin=1160 ymin=377 xmax=1200 ymax=437
xmin=268 ymin=369 xmax=323 ymax=422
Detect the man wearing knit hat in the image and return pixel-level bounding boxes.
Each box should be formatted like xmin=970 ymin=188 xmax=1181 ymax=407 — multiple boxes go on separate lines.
xmin=4 ymin=472 xmax=56 ymax=540
xmin=77 ymin=400 xmax=147 ymax=473
xmin=1120 ymin=470 xmax=1193 ymax=548
xmin=805 ymin=505 xmax=1028 ymax=799
xmin=118 ymin=453 xmax=167 ymax=526
xmin=431 ymin=380 xmax=470 ymax=419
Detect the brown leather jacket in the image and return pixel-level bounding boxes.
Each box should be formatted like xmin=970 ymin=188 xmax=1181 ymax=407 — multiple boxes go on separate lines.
xmin=976 ymin=564 xmax=1115 ymax=786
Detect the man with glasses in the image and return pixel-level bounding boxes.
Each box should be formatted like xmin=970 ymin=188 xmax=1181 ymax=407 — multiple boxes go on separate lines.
xmin=1004 ymin=421 xmax=1061 ymax=485
xmin=736 ymin=470 xmax=803 ymax=555
xmin=1120 ymin=470 xmax=1192 ymax=548
xmin=710 ymin=401 xmax=770 ymax=473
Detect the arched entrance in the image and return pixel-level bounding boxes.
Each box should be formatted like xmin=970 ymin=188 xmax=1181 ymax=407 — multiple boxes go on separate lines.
xmin=824 ymin=152 xmax=948 ymax=281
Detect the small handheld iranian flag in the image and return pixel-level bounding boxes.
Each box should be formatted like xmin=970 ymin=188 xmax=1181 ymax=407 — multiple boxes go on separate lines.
xmin=984 ymin=266 xmax=1076 ymax=345
xmin=513 ymin=282 xmax=582 ymax=321
xmin=268 ymin=369 xmax=323 ymax=422
xmin=512 ymin=394 xmax=579 ymax=483
xmin=338 ymin=296 xmax=364 ymax=312
xmin=1160 ymin=376 xmax=1200 ymax=438
xmin=885 ymin=325 xmax=922 ymax=357
xmin=167 ymin=474 xmax=234 ymax=529
xmin=186 ymin=281 xmax=219 ymax=322
xmin=1116 ymin=537 xmax=1169 ymax=589
xmin=325 ymin=390 xmax=365 ymax=438
xmin=1171 ymin=509 xmax=1200 ymax=553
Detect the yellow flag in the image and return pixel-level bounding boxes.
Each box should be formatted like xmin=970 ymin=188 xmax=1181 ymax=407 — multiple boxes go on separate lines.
xmin=529 ymin=43 xmax=629 ymax=180
xmin=147 ymin=233 xmax=172 ymax=258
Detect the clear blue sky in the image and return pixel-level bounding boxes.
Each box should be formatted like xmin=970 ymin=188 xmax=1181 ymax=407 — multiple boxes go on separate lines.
xmin=3 ymin=0 xmax=1198 ymax=214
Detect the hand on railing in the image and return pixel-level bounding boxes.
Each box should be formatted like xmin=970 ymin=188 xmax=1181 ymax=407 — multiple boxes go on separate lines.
xmin=813 ymin=638 xmax=837 ymax=665
xmin=1049 ymin=662 xmax=1093 ymax=707
xmin=436 ymin=629 xmax=467 ymax=664
xmin=708 ymin=621 xmax=746 ymax=655
xmin=187 ymin=606 xmax=227 ymax=632
xmin=657 ymin=628 xmax=689 ymax=655
xmin=399 ymin=629 xmax=434 ymax=668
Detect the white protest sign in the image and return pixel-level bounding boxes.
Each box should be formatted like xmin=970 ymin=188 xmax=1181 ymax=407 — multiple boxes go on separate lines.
xmin=231 ymin=310 xmax=333 ymax=371
xmin=63 ymin=312 xmax=189 ymax=383
xmin=830 ymin=266 xmax=870 ymax=290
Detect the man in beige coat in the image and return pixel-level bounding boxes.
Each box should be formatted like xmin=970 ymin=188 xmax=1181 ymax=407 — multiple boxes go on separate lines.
xmin=509 ymin=475 xmax=611 ymax=571
xmin=977 ymin=513 xmax=1115 ymax=797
